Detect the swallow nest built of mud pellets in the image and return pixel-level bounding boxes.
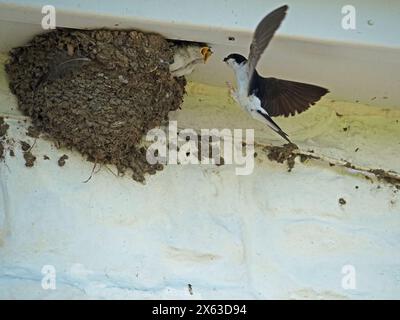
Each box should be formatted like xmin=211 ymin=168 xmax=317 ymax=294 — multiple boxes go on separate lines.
xmin=5 ymin=29 xmax=186 ymax=182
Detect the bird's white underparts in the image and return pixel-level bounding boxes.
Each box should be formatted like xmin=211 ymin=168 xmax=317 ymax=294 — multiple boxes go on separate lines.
xmin=225 ymin=57 xmax=290 ymax=142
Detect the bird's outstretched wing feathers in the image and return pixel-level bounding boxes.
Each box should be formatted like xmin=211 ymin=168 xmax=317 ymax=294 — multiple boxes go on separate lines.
xmin=247 ymin=5 xmax=288 ymax=83
xmin=257 ymin=77 xmax=329 ymax=117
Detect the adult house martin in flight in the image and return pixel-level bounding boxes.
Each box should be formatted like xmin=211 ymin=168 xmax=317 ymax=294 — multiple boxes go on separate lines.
xmin=224 ymin=5 xmax=328 ymax=143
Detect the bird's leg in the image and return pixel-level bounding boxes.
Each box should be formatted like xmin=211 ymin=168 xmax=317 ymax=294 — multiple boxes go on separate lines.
xmin=226 ymin=81 xmax=238 ymax=102
xmin=226 ymin=81 xmax=234 ymax=94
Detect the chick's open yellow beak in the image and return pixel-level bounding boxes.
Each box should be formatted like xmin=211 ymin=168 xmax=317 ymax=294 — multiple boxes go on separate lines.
xmin=200 ymin=47 xmax=213 ymax=63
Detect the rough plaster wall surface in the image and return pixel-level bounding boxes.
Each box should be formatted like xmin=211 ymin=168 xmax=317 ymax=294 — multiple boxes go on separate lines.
xmin=0 ymin=53 xmax=400 ymax=299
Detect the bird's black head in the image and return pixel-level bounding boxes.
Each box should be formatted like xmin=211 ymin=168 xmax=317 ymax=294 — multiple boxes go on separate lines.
xmin=223 ymin=53 xmax=247 ymax=65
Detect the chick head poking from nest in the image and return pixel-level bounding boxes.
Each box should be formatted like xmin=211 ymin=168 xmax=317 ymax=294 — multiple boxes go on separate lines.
xmin=169 ymin=41 xmax=213 ymax=77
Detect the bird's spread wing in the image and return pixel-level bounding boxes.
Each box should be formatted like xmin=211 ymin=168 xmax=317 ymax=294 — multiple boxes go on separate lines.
xmin=247 ymin=5 xmax=288 ymax=82
xmin=256 ymin=77 xmax=329 ymax=117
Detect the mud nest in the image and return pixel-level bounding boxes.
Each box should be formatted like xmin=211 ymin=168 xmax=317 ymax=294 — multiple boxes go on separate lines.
xmin=5 ymin=28 xmax=186 ymax=182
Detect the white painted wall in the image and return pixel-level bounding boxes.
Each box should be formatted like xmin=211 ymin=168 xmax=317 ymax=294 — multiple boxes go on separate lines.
xmin=0 ymin=1 xmax=399 ymax=299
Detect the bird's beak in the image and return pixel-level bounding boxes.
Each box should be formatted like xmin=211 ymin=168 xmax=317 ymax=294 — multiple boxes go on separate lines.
xmin=200 ymin=47 xmax=213 ymax=63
